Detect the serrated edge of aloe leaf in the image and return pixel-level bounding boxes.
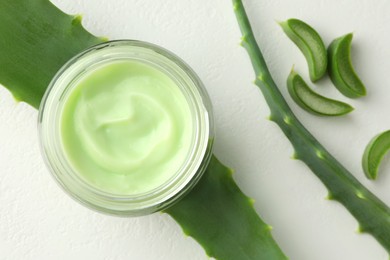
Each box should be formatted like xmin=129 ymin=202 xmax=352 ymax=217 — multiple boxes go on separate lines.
xmin=0 ymin=0 xmax=105 ymax=108
xmin=362 ymin=130 xmax=390 ymax=180
xmin=166 ymin=155 xmax=288 ymax=260
xmin=0 ymin=1 xmax=288 ymax=259
xmin=233 ymin=0 xmax=390 ymax=254
xmin=287 ymin=69 xmax=354 ymax=116
xmin=328 ymin=33 xmax=366 ymax=98
xmin=279 ymin=18 xmax=327 ymax=82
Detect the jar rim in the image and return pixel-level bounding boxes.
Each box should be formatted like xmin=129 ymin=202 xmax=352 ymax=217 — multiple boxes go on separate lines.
xmin=38 ymin=40 xmax=214 ymax=216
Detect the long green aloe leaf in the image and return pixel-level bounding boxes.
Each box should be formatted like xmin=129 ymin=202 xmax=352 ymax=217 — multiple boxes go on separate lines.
xmin=0 ymin=0 xmax=105 ymax=109
xmin=0 ymin=0 xmax=287 ymax=259
xmin=233 ymin=0 xmax=390 ymax=253
xmin=166 ymin=156 xmax=286 ymax=259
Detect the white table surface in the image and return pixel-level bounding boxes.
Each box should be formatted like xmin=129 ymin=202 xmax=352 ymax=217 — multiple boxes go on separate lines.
xmin=1 ymin=0 xmax=390 ymax=259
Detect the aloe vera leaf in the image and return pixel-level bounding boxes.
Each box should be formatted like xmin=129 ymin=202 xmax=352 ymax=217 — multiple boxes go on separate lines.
xmin=287 ymin=69 xmax=354 ymax=116
xmin=328 ymin=33 xmax=367 ymax=98
xmin=280 ymin=19 xmax=327 ymax=82
xmin=0 ymin=0 xmax=105 ymax=109
xmin=362 ymin=130 xmax=390 ymax=180
xmin=165 ymin=156 xmax=287 ymax=260
xmin=233 ymin=0 xmax=390 ymax=253
xmin=0 ymin=0 xmax=287 ymax=259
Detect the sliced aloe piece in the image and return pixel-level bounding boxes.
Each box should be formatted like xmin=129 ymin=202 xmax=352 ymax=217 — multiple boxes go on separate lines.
xmin=0 ymin=0 xmax=287 ymax=259
xmin=362 ymin=130 xmax=390 ymax=180
xmin=287 ymin=69 xmax=353 ymax=116
xmin=280 ymin=19 xmax=327 ymax=82
xmin=328 ymin=33 xmax=366 ymax=98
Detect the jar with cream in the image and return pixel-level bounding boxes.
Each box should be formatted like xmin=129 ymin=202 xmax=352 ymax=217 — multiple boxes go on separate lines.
xmin=39 ymin=40 xmax=214 ymax=216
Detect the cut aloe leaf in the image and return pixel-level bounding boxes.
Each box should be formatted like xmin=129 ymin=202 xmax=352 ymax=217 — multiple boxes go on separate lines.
xmin=280 ymin=19 xmax=327 ymax=82
xmin=328 ymin=33 xmax=366 ymax=98
xmin=363 ymin=130 xmax=390 ymax=180
xmin=0 ymin=0 xmax=287 ymax=259
xmin=287 ymin=69 xmax=354 ymax=116
xmin=233 ymin=0 xmax=390 ymax=254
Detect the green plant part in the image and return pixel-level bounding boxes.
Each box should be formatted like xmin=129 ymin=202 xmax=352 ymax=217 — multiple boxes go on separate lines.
xmin=233 ymin=0 xmax=390 ymax=254
xmin=279 ymin=19 xmax=327 ymax=82
xmin=0 ymin=0 xmax=106 ymax=109
xmin=287 ymin=69 xmax=354 ymax=116
xmin=166 ymin=156 xmax=287 ymax=260
xmin=0 ymin=0 xmax=287 ymax=259
xmin=362 ymin=130 xmax=390 ymax=180
xmin=328 ymin=33 xmax=366 ymax=98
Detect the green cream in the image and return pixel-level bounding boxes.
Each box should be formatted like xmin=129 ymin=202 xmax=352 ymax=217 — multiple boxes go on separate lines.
xmin=60 ymin=61 xmax=194 ymax=195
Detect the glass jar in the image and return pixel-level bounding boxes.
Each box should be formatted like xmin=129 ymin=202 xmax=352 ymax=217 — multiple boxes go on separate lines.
xmin=38 ymin=40 xmax=214 ymax=216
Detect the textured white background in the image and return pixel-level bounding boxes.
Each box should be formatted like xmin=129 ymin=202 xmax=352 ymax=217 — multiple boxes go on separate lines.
xmin=1 ymin=0 xmax=390 ymax=259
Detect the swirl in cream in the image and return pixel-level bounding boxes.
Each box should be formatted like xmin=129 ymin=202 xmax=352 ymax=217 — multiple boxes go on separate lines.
xmin=60 ymin=61 xmax=193 ymax=195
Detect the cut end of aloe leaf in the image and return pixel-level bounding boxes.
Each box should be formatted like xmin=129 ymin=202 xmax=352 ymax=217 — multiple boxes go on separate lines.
xmin=362 ymin=130 xmax=390 ymax=180
xmin=287 ymin=69 xmax=354 ymax=116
